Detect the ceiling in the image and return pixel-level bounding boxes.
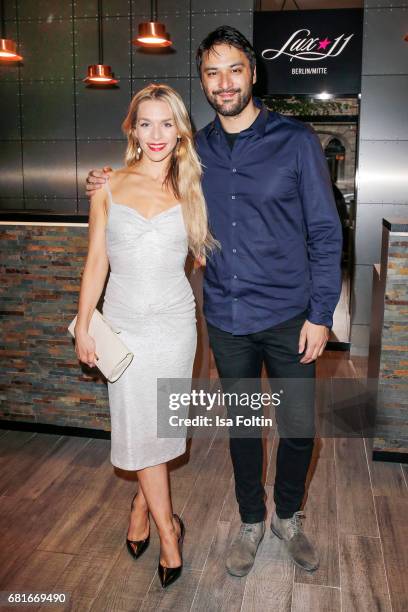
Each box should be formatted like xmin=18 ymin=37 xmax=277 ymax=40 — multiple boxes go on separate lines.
xmin=257 ymin=0 xmax=363 ymax=9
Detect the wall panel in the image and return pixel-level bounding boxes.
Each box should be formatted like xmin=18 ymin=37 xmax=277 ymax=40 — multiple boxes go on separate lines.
xmin=0 ymin=0 xmax=253 ymax=214
xmin=351 ymin=0 xmax=408 ymax=354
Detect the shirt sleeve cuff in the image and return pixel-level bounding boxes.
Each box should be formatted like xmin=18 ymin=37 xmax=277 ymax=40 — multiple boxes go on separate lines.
xmin=307 ymin=310 xmax=333 ymax=328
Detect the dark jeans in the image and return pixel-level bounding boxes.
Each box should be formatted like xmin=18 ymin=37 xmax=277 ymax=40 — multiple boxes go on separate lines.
xmin=207 ymin=311 xmax=316 ymax=522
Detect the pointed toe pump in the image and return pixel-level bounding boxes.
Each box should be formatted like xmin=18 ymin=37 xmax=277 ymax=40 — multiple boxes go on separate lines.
xmin=126 ymin=534 xmax=150 ymax=560
xmin=126 ymin=493 xmax=150 ymax=560
xmin=158 ymin=514 xmax=185 ymax=588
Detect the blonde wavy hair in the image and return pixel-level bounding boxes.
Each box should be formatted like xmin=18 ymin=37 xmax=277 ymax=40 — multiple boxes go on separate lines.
xmin=122 ymin=83 xmax=218 ymax=259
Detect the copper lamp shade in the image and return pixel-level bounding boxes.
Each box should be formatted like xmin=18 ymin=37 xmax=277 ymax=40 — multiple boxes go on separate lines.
xmin=0 ymin=38 xmax=22 ymax=61
xmin=83 ymin=64 xmax=118 ymax=85
xmin=134 ymin=22 xmax=172 ymax=47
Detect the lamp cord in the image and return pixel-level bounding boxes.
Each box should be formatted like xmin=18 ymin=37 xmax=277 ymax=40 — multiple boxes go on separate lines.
xmin=151 ymin=0 xmax=158 ymax=22
xmin=98 ymin=0 xmax=103 ymax=64
xmin=1 ymin=0 xmax=6 ymax=39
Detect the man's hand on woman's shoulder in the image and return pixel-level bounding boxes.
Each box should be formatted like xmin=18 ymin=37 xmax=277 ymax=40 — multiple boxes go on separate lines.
xmin=85 ymin=166 xmax=112 ymax=198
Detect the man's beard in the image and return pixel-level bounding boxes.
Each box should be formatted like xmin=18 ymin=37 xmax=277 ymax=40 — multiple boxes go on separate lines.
xmin=204 ymin=86 xmax=252 ymax=117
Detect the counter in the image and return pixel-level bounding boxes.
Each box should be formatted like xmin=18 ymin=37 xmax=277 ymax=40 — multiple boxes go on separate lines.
xmin=368 ymin=218 xmax=408 ymax=462
xmin=0 ymin=217 xmax=208 ymax=433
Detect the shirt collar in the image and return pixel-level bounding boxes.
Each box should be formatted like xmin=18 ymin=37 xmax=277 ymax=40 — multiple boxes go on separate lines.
xmin=206 ymin=97 xmax=269 ymax=138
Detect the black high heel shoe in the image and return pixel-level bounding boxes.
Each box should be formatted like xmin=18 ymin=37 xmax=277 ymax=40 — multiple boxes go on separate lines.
xmin=126 ymin=493 xmax=150 ymax=560
xmin=158 ymin=514 xmax=185 ymax=588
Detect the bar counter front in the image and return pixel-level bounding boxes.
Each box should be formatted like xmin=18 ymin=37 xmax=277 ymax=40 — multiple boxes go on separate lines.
xmin=0 ymin=212 xmax=207 ymax=435
xmin=0 ymin=214 xmax=113 ymax=433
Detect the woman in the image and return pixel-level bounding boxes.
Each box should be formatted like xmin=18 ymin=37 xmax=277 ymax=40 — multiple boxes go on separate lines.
xmin=74 ymin=84 xmax=216 ymax=588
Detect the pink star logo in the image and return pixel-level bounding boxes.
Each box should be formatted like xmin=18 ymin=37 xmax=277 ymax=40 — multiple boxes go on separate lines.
xmin=318 ymin=37 xmax=331 ymax=50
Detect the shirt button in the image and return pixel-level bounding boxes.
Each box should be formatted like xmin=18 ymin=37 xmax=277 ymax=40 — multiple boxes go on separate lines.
xmin=234 ymin=298 xmax=238 ymax=302
xmin=232 ymin=168 xmax=237 ymax=173
xmin=232 ymin=221 xmax=236 ymax=227
xmin=232 ymin=248 xmax=237 ymax=254
xmin=231 ymin=195 xmax=236 ymax=200
xmin=233 ymin=274 xmax=237 ymax=279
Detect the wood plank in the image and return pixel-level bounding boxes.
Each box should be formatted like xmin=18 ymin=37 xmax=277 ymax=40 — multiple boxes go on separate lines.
xmin=181 ymin=447 xmax=232 ymax=571
xmin=366 ymin=441 xmax=408 ymax=498
xmin=240 ymin=533 xmax=293 ymax=612
xmin=171 ymin=474 xmax=198 ymax=516
xmin=37 ymin=456 xmax=128 ymax=555
xmin=317 ymin=352 xmax=354 ymax=379
xmin=199 ymin=435 xmax=233 ymax=481
xmin=91 ymin=592 xmax=143 ymax=612
xmin=0 ymin=439 xmax=112 ymax=586
xmin=0 ymin=433 xmax=61 ymax=494
xmin=375 ymin=495 xmax=408 ymax=612
xmin=91 ymin=518 xmax=160 ymax=607
xmin=169 ymin=434 xmax=213 ymax=483
xmin=340 ymin=534 xmax=391 ymax=612
xmin=0 ymin=493 xmax=79 ymax=587
xmin=192 ymin=477 xmax=244 ymax=611
xmin=401 ymin=464 xmax=408 ymax=489
xmin=294 ymin=458 xmax=340 ymax=588
xmin=3 ymin=550 xmax=73 ymax=610
xmin=0 ymin=430 xmax=36 ymax=457
xmin=6 ymin=436 xmax=90 ymax=499
xmin=140 ymin=569 xmax=201 ymax=612
xmin=292 ymin=583 xmax=341 ymax=611
xmin=334 ymin=437 xmax=378 ymax=536
xmin=240 ymin=485 xmax=293 ymax=612
xmin=330 ymin=375 xmax=369 ymax=440
xmin=219 ymin=473 xmax=240 ymax=524
xmin=48 ymin=506 xmax=128 ymax=612
xmin=190 ymin=520 xmax=246 ymax=612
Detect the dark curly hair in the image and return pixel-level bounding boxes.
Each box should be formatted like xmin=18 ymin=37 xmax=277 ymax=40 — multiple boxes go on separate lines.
xmin=195 ymin=25 xmax=256 ymax=77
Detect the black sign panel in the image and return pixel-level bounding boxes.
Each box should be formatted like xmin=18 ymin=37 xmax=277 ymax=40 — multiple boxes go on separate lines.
xmin=253 ymin=9 xmax=363 ymax=96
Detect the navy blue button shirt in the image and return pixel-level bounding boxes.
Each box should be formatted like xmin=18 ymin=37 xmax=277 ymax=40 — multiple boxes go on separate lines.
xmin=195 ymin=97 xmax=343 ymax=335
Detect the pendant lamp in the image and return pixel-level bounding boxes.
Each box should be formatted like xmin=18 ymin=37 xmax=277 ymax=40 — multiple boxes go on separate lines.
xmin=84 ymin=0 xmax=117 ymax=85
xmin=133 ymin=0 xmax=172 ymax=48
xmin=0 ymin=0 xmax=23 ymax=61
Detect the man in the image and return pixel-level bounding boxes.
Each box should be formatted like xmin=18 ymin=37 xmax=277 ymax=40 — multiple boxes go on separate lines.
xmin=86 ymin=26 xmax=342 ymax=577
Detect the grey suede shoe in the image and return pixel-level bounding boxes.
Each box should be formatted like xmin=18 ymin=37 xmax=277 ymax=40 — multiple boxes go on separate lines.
xmin=226 ymin=521 xmax=265 ymax=577
xmin=271 ymin=511 xmax=319 ymax=572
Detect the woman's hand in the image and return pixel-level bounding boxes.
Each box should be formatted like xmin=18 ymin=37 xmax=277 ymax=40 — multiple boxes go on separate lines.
xmin=74 ymin=328 xmax=99 ymax=368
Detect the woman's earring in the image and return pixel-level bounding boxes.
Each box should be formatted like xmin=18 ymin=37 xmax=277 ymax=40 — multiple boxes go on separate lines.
xmin=136 ymin=141 xmax=142 ymax=157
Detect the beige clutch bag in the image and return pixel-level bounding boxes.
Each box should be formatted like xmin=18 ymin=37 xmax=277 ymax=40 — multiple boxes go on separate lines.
xmin=68 ymin=309 xmax=134 ymax=383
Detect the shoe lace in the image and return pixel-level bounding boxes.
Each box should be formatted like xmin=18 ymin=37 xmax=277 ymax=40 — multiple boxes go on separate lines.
xmin=238 ymin=523 xmax=258 ymax=542
xmin=287 ymin=511 xmax=305 ymax=539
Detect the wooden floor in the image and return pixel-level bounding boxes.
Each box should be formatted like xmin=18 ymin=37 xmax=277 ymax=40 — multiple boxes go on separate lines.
xmin=0 ymin=352 xmax=407 ymax=612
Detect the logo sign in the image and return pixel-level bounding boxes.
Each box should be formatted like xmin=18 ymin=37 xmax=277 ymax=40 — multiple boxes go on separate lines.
xmin=253 ymin=9 xmax=363 ymax=96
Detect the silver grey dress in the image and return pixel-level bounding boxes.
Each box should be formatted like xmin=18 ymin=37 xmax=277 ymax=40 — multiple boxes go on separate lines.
xmin=102 ymin=183 xmax=197 ymax=470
